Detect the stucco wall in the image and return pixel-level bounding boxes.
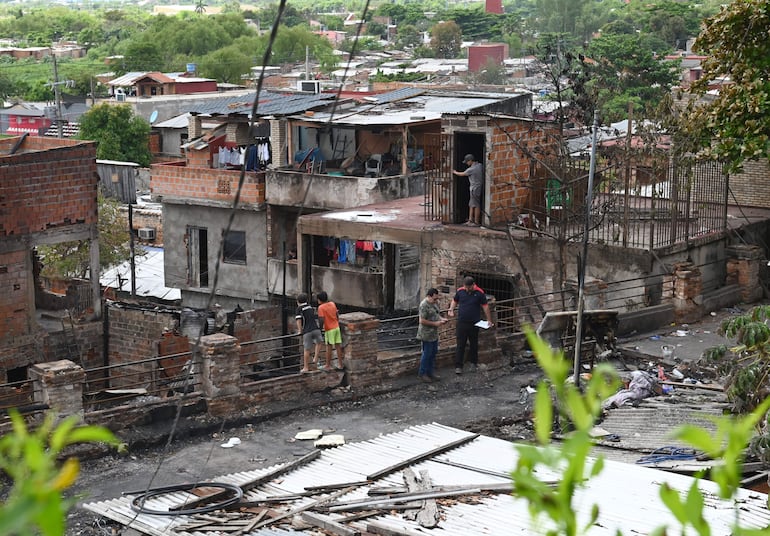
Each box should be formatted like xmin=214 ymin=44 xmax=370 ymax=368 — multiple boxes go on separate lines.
xmin=163 ymin=203 xmax=269 ymax=307
xmin=266 ymin=170 xmax=425 ymax=210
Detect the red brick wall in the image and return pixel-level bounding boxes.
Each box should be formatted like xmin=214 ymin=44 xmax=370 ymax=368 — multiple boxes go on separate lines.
xmin=0 ymin=139 xmax=98 ymax=236
xmin=150 ymin=162 xmax=266 ymax=205
xmin=0 ymin=250 xmax=29 ymax=338
xmin=487 ymin=120 xmax=554 ymax=227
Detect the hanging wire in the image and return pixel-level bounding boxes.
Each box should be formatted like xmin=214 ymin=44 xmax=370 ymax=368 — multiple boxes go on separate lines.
xmin=123 ymin=0 xmax=374 ymax=527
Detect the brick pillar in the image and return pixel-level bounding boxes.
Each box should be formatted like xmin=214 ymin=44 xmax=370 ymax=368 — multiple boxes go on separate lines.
xmin=270 ymin=119 xmax=287 ymax=167
xmin=726 ymin=244 xmax=764 ymax=303
xmin=188 ymin=115 xmax=202 ymax=140
xmin=198 ymin=333 xmax=241 ymax=416
xmin=564 ymin=276 xmax=608 ymax=310
xmin=672 ymin=261 xmax=702 ymax=323
xmin=30 ymin=360 xmax=84 ymax=418
xmin=340 ymin=312 xmax=379 ymax=388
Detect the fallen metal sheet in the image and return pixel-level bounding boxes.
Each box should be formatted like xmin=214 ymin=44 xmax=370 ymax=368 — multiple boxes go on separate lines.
xmin=82 ymin=422 xmax=770 ymax=535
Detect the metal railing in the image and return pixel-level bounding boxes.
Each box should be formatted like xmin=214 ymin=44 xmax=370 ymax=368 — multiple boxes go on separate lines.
xmin=81 ymin=351 xmax=199 ymax=413
xmin=239 ymin=333 xmax=303 ymax=382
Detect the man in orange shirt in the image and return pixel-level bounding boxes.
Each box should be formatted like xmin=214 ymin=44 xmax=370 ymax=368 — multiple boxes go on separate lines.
xmin=317 ymin=291 xmax=344 ymax=371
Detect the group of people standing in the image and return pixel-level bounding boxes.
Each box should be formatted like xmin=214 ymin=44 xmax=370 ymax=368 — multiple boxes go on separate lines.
xmin=295 ymin=291 xmax=344 ymax=374
xmin=417 ymin=276 xmax=494 ymax=382
xmin=294 ymin=277 xmax=494 ymax=382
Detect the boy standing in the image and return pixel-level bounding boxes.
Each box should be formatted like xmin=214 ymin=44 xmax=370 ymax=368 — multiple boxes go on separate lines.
xmin=296 ymin=293 xmax=323 ymax=373
xmin=317 ymin=291 xmax=344 ymax=371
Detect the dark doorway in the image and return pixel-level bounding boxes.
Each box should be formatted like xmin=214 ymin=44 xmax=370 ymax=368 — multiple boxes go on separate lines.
xmin=453 ymin=132 xmax=485 ymax=224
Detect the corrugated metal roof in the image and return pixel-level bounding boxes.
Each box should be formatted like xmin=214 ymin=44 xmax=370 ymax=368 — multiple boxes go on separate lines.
xmin=187 ymin=91 xmax=336 ymax=118
xmin=100 ymin=246 xmax=180 ymax=302
xmin=82 ymin=422 xmax=770 ymax=535
xmin=364 ymin=87 xmax=427 ymax=104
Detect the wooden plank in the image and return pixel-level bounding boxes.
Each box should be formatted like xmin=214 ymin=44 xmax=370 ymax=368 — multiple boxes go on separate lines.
xmin=366 ymin=433 xmax=479 ymax=480
xmin=659 ymin=380 xmax=724 ymax=392
xmin=300 ymin=511 xmax=361 ymax=536
xmin=326 ymin=488 xmax=480 ymax=513
xmin=414 ymin=470 xmax=439 ymax=528
xmin=253 ymin=484 xmax=362 ymax=530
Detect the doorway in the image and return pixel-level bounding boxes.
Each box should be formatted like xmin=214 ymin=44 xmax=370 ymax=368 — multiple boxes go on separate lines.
xmin=453 ymin=132 xmax=486 ymax=224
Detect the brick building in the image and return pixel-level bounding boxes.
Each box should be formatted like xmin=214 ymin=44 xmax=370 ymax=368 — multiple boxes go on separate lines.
xmin=0 ymin=136 xmax=101 ymax=383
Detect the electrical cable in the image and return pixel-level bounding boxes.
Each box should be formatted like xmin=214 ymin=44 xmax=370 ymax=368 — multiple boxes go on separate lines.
xmin=128 ymin=481 xmax=243 ymax=516
xmin=635 ymin=446 xmax=699 ymax=465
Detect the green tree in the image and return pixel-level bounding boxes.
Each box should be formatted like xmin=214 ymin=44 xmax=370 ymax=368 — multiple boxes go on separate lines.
xmin=0 ymin=410 xmax=120 ymax=536
xmin=199 ymin=45 xmax=252 ymax=83
xmin=78 ymin=104 xmax=151 ymax=166
xmin=396 ymin=24 xmax=422 ymax=50
xmin=473 ymin=58 xmax=508 ymax=85
xmin=430 ymin=21 xmax=462 ymax=59
xmin=121 ymin=39 xmax=164 ymax=72
xmin=39 ymin=193 xmax=142 ymax=279
xmin=680 ymin=0 xmax=770 ymax=172
xmin=583 ymin=32 xmax=679 ymax=122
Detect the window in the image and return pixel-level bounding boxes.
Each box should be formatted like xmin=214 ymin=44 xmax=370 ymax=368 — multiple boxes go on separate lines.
xmin=223 ymin=230 xmax=246 ymax=264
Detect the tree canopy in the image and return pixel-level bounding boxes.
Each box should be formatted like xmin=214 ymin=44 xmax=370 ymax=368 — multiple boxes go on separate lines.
xmin=681 ymin=0 xmax=770 ymax=172
xmin=430 ymin=21 xmax=462 ymax=59
xmin=77 ymin=104 xmax=151 ymax=167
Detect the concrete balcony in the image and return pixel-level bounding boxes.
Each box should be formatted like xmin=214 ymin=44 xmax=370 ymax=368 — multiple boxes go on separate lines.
xmin=267 ymin=258 xmax=299 ymax=297
xmin=312 ymin=264 xmax=384 ymax=310
xmin=266 ymin=168 xmax=425 ymax=210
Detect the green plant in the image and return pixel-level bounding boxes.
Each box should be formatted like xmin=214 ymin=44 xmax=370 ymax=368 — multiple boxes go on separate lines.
xmin=0 ymin=410 xmax=121 ymax=536
xmin=516 ymin=326 xmax=770 ymax=535
xmin=511 ymin=327 xmax=619 ymax=535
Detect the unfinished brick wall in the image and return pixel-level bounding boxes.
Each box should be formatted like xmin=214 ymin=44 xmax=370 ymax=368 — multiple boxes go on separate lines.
xmin=0 ymin=139 xmax=98 ymax=236
xmin=0 ymin=138 xmax=98 ymax=370
xmin=0 ymin=250 xmax=30 ymax=337
xmin=441 ymin=116 xmax=557 ymax=229
xmin=107 ymin=305 xmax=180 ymax=388
xmin=150 ymin=161 xmax=265 ymax=206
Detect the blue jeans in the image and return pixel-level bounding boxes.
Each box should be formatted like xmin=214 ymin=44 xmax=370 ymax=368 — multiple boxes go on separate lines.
xmin=419 ymin=339 xmax=438 ymax=377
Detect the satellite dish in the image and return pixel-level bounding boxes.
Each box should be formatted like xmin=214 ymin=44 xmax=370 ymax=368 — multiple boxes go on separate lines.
xmin=149 ymin=110 xmax=158 ymax=124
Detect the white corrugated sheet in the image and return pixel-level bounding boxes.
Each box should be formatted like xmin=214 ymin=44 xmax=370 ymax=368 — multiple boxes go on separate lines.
xmin=100 ymin=246 xmax=180 ymax=302
xmin=82 ymin=422 xmax=770 ymax=535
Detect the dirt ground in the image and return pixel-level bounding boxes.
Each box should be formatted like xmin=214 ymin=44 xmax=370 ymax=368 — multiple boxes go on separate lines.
xmin=62 ymin=303 xmax=754 ymax=535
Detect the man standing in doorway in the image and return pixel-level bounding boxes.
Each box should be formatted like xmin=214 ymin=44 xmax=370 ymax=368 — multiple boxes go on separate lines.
xmin=448 ymin=276 xmax=493 ymax=374
xmin=416 ymin=288 xmax=448 ymax=383
xmin=452 ymin=154 xmax=483 ymax=226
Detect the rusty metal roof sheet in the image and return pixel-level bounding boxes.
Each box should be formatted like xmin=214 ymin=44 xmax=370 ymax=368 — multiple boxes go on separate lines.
xmin=82 ymin=422 xmax=770 ymax=535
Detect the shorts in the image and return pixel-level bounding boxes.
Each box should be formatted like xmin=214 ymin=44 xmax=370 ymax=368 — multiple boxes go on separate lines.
xmin=324 ymin=327 xmax=342 ymax=345
xmin=303 ymin=329 xmax=323 ymax=350
xmin=469 ymin=186 xmax=481 ymax=208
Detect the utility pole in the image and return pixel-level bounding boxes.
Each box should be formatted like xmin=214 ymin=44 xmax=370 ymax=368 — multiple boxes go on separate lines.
xmin=52 ymin=54 xmax=64 ymax=138
xmin=572 ymin=110 xmax=600 ymax=386
xmin=49 ymin=55 xmax=74 ymax=138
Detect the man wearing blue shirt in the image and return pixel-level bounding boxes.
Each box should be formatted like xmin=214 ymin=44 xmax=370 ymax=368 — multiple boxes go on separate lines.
xmin=448 ymin=276 xmax=494 ymax=374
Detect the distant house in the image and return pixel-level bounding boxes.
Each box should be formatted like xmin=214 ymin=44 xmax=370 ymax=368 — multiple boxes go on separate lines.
xmin=107 ymin=71 xmax=218 ymax=98
xmin=0 ymin=101 xmax=89 ymax=136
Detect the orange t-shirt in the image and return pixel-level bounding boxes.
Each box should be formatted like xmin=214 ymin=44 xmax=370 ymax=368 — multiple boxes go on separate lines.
xmin=317 ymin=301 xmax=339 ymax=331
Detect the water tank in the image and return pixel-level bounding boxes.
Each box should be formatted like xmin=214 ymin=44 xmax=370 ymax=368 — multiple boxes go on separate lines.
xmin=186 ymin=63 xmax=197 ymax=74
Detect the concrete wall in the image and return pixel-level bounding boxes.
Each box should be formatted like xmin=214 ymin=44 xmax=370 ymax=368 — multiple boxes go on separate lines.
xmin=311 ymin=265 xmax=384 ymax=310
xmin=266 ymin=169 xmax=425 ymax=210
xmin=395 ymin=263 xmax=420 ymax=310
xmin=163 ymin=203 xmax=269 ymax=307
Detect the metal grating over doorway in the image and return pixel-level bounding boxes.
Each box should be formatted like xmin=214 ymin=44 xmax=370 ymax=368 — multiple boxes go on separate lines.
xmin=461 ymin=271 xmax=517 ymax=332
